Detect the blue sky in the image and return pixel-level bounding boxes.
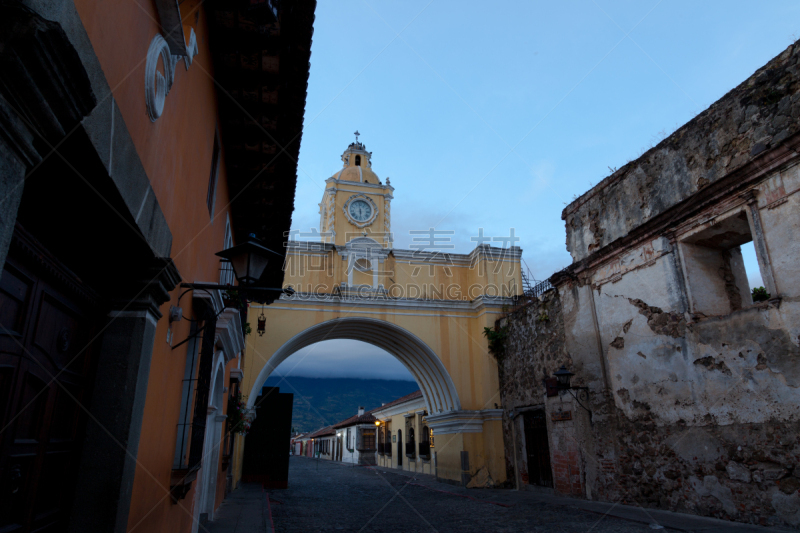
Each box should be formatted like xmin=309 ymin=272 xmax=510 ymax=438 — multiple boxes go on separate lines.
xmin=273 ymin=0 xmax=798 ymax=381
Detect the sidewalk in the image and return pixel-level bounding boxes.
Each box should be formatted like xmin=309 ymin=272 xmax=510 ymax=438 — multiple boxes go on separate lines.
xmin=206 ymin=483 xmax=272 ymax=533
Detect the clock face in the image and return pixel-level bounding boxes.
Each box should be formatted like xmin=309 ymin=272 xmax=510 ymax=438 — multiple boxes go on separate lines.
xmin=349 ymin=199 xmax=373 ymax=222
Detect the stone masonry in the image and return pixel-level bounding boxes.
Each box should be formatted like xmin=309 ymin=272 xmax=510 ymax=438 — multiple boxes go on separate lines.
xmin=497 ymin=40 xmax=800 ymax=529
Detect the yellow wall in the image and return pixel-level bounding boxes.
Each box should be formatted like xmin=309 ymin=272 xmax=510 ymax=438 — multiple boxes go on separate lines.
xmin=235 ymin=295 xmax=510 ymax=485
xmin=284 ymin=246 xmax=521 ymax=300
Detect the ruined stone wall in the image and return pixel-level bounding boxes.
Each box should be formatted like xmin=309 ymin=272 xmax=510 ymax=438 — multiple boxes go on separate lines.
xmin=606 ymin=406 xmax=800 ymax=528
xmin=500 ymin=279 xmax=800 ymax=528
xmin=500 ymin=36 xmax=800 ymax=530
xmin=496 ymin=292 xmax=569 ymax=484
xmin=563 ymin=41 xmax=800 ymax=262
xmin=500 ymin=165 xmax=800 ymax=527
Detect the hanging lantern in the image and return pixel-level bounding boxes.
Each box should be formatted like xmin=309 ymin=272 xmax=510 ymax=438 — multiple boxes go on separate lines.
xmin=553 ymin=365 xmax=575 ymax=390
xmin=257 ymin=311 xmax=266 ymax=336
xmin=215 ymin=234 xmax=274 ymax=286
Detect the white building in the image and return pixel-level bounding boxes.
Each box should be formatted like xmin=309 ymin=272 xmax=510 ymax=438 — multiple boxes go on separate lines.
xmin=333 ymin=407 xmax=378 ymax=465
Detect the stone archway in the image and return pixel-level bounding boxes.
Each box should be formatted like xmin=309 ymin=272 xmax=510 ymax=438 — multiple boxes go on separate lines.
xmin=198 ymin=355 xmax=226 ymax=522
xmin=246 ymin=317 xmax=461 ymax=415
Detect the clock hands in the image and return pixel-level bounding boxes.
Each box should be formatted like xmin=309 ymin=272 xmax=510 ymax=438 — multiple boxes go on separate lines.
xmin=349 ymin=200 xmax=371 ymax=222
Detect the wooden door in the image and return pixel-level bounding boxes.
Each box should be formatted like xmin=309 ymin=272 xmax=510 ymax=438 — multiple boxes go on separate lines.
xmin=0 ymin=231 xmax=99 ymax=532
xmin=397 ymin=429 xmax=402 ymax=466
xmin=523 ymin=410 xmax=553 ymax=488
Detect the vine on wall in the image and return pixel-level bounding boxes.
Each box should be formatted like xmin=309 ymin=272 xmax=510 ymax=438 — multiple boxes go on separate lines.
xmin=483 ymin=325 xmax=508 ymax=360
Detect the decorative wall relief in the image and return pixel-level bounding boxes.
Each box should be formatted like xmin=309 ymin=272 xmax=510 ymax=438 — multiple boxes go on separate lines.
xmin=145 ymin=34 xmax=174 ymax=121
xmin=145 ymin=29 xmax=198 ymax=122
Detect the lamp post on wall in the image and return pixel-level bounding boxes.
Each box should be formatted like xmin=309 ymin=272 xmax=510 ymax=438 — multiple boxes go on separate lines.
xmin=179 ymin=234 xmax=293 ymax=298
xmin=552 ymin=365 xmax=593 ymax=424
xmin=171 ymin=235 xmax=292 ymax=350
xmin=553 ymin=365 xmax=575 ymax=390
xmin=214 ymin=235 xmax=273 ymax=286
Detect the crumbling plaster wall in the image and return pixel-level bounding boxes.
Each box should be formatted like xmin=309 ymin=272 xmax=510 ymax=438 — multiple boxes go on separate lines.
xmin=501 ymin=263 xmax=800 ymax=527
xmin=497 ymin=291 xmax=613 ymax=498
xmin=568 ymin=184 xmax=800 ymax=527
xmin=563 ymin=42 xmax=800 ymax=262
xmin=500 ymin=119 xmax=800 ymax=531
xmin=593 ymin=243 xmax=798 ymax=426
xmin=756 ymin=163 xmax=800 ymax=298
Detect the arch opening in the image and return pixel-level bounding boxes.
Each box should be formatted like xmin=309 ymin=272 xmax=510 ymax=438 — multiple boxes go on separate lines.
xmin=247 ymin=317 xmax=461 ymax=415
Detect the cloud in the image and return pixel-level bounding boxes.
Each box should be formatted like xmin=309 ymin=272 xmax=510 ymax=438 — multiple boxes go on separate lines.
xmin=271 ymin=339 xmax=416 ymax=381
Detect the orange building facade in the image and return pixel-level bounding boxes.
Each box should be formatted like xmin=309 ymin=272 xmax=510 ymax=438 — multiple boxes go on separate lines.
xmin=0 ymin=1 xmax=314 ymax=532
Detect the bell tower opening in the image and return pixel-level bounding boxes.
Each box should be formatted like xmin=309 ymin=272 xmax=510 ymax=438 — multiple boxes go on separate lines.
xmin=355 ymin=155 xmax=361 ymax=166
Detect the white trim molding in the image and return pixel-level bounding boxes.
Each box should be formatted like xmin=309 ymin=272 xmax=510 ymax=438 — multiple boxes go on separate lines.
xmin=426 ymin=409 xmax=504 ymax=435
xmin=215 ymin=308 xmax=244 ymax=362
xmin=191 ymin=284 xmax=225 ymax=314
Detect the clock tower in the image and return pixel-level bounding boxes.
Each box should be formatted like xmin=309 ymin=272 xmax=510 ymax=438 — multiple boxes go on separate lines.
xmin=319 ymin=132 xmax=394 ymax=248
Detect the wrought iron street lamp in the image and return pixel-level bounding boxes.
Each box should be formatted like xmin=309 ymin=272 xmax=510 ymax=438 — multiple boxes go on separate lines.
xmin=551 ymin=364 xmax=593 ymax=425
xmin=215 ymin=234 xmax=273 ymax=286
xmin=178 ymin=234 xmax=292 ymax=298
xmin=553 ymin=365 xmax=575 ymax=390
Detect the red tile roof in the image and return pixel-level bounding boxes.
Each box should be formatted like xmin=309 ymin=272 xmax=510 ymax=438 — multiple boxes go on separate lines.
xmin=333 ymin=412 xmax=376 ymax=429
xmin=371 ymin=390 xmax=422 ymax=413
xmin=306 ymin=425 xmax=335 ymax=438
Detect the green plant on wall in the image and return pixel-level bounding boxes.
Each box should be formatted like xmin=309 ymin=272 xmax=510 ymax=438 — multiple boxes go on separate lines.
xmin=483 ymin=326 xmax=508 ymax=359
xmin=227 ymin=392 xmax=251 ymax=436
xmin=223 ymin=289 xmax=245 ymax=308
xmin=751 ymin=286 xmax=770 ymax=302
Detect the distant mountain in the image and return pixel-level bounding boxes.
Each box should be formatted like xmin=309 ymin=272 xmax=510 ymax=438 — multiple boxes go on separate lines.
xmin=262 ymin=376 xmax=418 ymax=433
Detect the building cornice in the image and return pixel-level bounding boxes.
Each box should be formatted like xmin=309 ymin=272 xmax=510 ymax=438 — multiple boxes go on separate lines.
xmin=326 ymin=177 xmax=394 ymax=192
xmin=264 ymin=293 xmax=516 ymax=312
xmin=425 ymin=409 xmax=504 ymax=435
xmin=285 ymin=242 xmax=523 ymax=264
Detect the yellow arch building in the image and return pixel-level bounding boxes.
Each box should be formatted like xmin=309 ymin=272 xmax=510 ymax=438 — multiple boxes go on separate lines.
xmin=235 ymin=137 xmax=522 ymax=485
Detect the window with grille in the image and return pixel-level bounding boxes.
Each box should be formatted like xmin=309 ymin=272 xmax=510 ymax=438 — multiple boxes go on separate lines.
xmin=207 ymin=130 xmax=221 ymax=218
xmin=219 ymin=216 xmax=234 ymax=285
xmin=361 ymin=431 xmax=375 ymax=450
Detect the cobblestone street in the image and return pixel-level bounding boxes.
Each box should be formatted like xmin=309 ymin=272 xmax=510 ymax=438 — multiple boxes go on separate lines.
xmin=212 ymin=457 xmax=781 ymax=533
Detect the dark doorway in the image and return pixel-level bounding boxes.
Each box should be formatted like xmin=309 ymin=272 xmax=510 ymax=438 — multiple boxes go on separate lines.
xmin=523 ymin=410 xmax=553 ymax=488
xmin=397 ymin=429 xmax=402 ymax=466
xmin=242 ymin=386 xmax=293 ymax=488
xmin=0 ymin=226 xmax=101 ymax=532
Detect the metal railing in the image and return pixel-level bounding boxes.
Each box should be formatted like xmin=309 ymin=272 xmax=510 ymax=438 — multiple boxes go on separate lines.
xmin=521 ymin=259 xmax=555 ymax=299
xmin=405 ymin=441 xmax=415 ymax=457
xmin=528 ymin=279 xmax=554 ymax=298
xmin=418 ymin=442 xmax=430 ymax=458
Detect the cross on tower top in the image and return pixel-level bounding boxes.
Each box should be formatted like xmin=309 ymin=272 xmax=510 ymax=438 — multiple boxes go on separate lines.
xmin=354 ymin=130 xmax=360 ymax=143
